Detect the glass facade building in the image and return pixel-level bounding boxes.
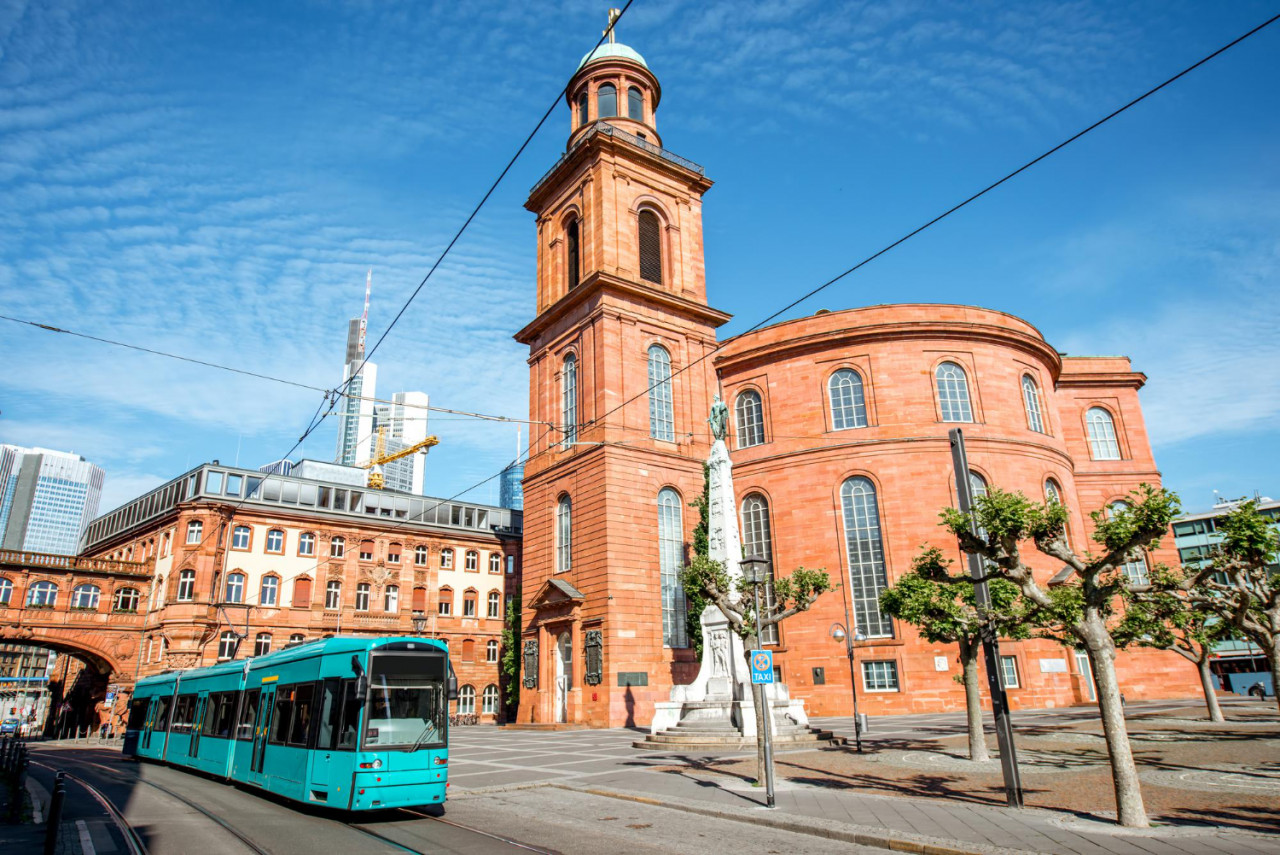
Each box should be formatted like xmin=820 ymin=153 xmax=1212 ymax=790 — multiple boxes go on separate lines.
xmin=0 ymin=445 xmax=104 ymax=555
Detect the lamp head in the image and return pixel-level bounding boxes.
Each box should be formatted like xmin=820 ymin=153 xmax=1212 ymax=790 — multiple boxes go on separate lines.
xmin=829 ymin=623 xmax=847 ymax=642
xmin=739 ymin=555 xmax=770 ymax=585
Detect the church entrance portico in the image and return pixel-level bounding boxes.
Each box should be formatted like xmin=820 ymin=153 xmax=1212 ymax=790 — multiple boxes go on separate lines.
xmin=526 ymin=578 xmax=585 ymax=725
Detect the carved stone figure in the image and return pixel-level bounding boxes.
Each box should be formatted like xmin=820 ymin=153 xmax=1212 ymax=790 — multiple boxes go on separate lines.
xmin=710 ymin=630 xmax=729 ymax=677
xmin=708 ymin=394 xmax=729 ymax=441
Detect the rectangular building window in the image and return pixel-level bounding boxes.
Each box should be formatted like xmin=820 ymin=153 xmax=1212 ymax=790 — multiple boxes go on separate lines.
xmin=862 ymin=660 xmax=900 ymax=692
xmin=1000 ymin=655 xmax=1020 ymax=689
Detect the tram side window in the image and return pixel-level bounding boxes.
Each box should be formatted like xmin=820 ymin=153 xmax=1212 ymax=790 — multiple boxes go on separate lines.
xmin=153 ymin=696 xmax=172 ymax=732
xmin=288 ymin=683 xmax=315 ymax=747
xmin=270 ymin=688 xmax=294 ymax=745
xmin=236 ymin=689 xmax=259 ymax=740
xmin=317 ymin=678 xmax=360 ymax=750
xmin=170 ymin=695 xmax=196 ymax=733
xmin=127 ymin=698 xmax=149 ymax=730
xmin=202 ymin=692 xmax=238 ymax=738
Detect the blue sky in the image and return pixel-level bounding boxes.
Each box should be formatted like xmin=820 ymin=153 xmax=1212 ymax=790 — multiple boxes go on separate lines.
xmin=1 ymin=0 xmax=1277 ymax=518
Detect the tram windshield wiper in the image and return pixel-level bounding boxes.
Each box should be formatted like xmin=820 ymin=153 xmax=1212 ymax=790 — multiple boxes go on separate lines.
xmin=406 ymin=722 xmax=437 ymax=753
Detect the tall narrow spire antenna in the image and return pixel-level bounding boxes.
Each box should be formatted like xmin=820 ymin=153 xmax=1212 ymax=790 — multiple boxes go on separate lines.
xmin=358 ymin=268 xmax=372 ymax=357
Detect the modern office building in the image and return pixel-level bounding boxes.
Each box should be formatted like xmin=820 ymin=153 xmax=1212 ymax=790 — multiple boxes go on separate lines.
xmin=1173 ymin=496 xmax=1280 ymax=694
xmin=334 ymin=289 xmax=380 ymax=468
xmin=0 ymin=643 xmax=54 ymax=726
xmin=0 ymin=445 xmax=104 ymax=555
xmin=372 ymin=391 xmax=431 ymax=494
xmin=499 ymin=461 xmax=524 ymax=511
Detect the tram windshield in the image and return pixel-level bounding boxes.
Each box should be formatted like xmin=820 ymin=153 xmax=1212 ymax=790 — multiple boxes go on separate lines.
xmin=363 ymin=652 xmax=448 ymax=750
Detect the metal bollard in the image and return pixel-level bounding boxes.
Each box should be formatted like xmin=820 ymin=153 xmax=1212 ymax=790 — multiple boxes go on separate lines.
xmin=43 ymin=771 xmax=66 ymax=855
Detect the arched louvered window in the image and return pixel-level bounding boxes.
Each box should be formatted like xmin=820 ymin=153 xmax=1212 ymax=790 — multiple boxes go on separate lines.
xmin=741 ymin=494 xmax=778 ymax=645
xmin=1086 ymin=408 xmax=1121 ymax=460
xmin=658 ymin=487 xmax=687 ymax=647
xmin=638 ymin=209 xmax=662 ymax=284
xmin=1022 ymin=375 xmax=1046 ymax=433
xmin=566 ymin=218 xmax=580 ymax=290
xmin=936 ymin=362 xmax=973 ymax=422
xmin=577 ymin=90 xmax=589 ymax=127
xmin=829 ymin=368 xmax=867 ymax=430
xmin=562 ymin=353 xmax=578 ymax=448
xmin=597 ymin=83 xmax=617 ymax=118
xmin=839 ymin=477 xmax=893 ymax=638
xmin=735 ymin=389 xmax=764 ymax=448
xmin=557 ymin=495 xmax=572 ymax=573
xmin=627 ymin=86 xmax=644 ymax=121
xmin=647 ymin=344 xmax=674 ymax=441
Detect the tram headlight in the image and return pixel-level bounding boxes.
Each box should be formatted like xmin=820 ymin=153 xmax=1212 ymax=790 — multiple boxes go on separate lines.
xmin=358 ymin=759 xmax=383 ymax=770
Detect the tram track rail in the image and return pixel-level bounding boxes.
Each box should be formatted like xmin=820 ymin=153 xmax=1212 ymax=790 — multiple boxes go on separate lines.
xmin=33 ymin=751 xmax=556 ymax=855
xmin=30 ymin=759 xmax=149 ymax=855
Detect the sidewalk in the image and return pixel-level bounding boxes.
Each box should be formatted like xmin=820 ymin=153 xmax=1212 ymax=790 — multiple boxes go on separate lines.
xmin=543 ymin=767 xmax=1280 ymax=855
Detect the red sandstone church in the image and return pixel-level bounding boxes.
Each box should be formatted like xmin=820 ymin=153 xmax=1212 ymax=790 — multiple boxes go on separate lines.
xmin=514 ymin=39 xmax=1198 ymax=727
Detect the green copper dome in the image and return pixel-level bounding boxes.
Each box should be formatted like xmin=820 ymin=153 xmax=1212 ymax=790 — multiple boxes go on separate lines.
xmin=577 ymin=42 xmax=648 ymax=71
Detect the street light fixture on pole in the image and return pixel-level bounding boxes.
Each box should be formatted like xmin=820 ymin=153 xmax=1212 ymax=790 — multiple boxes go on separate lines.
xmin=411 ymin=612 xmax=428 ymax=636
xmin=739 ymin=554 xmax=776 ymax=809
xmin=829 ymin=618 xmax=866 ymax=753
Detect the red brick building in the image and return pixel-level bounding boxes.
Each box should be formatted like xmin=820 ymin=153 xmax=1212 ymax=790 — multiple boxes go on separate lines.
xmin=515 ymin=41 xmax=1198 ymax=727
xmin=82 ymin=463 xmax=521 ymax=721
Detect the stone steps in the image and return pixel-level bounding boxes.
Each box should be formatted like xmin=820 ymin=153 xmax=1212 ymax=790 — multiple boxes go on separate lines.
xmin=633 ymin=721 xmax=835 ymax=752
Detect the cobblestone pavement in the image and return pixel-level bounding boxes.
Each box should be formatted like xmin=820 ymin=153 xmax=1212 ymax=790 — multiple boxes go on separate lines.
xmin=441 ymin=697 xmax=1280 ymax=855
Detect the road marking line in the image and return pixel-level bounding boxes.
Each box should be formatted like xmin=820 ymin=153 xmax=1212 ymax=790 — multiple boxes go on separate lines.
xmin=77 ymin=819 xmax=97 ymax=855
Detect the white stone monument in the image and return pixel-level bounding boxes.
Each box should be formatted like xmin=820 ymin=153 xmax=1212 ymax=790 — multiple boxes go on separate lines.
xmin=650 ymin=396 xmax=809 ymax=736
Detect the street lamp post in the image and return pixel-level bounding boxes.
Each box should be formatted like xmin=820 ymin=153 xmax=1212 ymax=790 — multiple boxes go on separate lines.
xmin=739 ymin=555 xmax=776 ymax=809
xmin=411 ymin=612 xmax=428 ymax=636
xmin=829 ymin=615 xmax=866 ymax=753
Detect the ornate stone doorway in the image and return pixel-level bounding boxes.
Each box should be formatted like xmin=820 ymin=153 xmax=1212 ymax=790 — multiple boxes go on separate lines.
xmin=554 ymin=632 xmax=572 ymax=723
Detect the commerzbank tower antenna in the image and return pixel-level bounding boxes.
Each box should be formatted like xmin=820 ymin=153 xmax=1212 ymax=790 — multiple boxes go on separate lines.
xmin=359 ymin=268 xmax=372 ymax=357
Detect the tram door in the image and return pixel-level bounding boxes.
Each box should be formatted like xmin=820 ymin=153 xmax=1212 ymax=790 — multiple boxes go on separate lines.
xmin=141 ymin=698 xmax=158 ymax=750
xmin=188 ymin=695 xmax=206 ymax=758
xmin=249 ymin=685 xmax=276 ymax=785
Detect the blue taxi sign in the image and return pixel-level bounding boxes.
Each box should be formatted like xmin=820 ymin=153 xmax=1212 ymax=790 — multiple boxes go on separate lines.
xmin=750 ymin=649 xmax=774 ymax=684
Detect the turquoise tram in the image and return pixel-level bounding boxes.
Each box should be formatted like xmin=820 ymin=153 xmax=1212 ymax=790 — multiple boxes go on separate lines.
xmin=125 ymin=636 xmax=455 ymax=811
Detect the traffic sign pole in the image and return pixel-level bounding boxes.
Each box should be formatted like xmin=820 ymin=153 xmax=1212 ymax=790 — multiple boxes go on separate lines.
xmin=752 ymin=582 xmax=776 ymax=808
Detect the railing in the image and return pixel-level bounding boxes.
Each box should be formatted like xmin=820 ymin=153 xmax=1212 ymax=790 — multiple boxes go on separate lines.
xmin=0 ymin=550 xmax=149 ymax=577
xmin=529 ymin=121 xmax=705 ymax=197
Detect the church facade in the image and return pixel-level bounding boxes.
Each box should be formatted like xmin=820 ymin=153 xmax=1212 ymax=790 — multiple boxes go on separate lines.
xmin=515 ymin=41 xmax=1198 ymax=728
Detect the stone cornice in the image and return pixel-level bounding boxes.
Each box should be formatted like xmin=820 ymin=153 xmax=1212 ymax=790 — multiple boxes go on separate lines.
xmin=514 ymin=270 xmax=732 ymax=346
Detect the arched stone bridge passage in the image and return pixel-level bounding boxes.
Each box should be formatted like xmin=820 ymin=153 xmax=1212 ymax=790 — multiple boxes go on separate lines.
xmin=0 ymin=549 xmax=151 ymax=687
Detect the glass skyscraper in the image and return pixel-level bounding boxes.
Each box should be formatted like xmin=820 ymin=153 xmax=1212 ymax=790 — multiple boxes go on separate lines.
xmin=0 ymin=445 xmax=105 ymax=555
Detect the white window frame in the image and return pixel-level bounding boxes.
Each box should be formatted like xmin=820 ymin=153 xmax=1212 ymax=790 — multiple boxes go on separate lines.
xmin=265 ymin=529 xmax=284 ymax=553
xmin=176 ymin=570 xmax=195 ymax=602
xmin=482 ymin=684 xmax=499 ymax=714
xmin=298 ymin=532 xmax=315 ymax=556
xmin=734 ymin=389 xmax=765 ymax=448
xmin=260 ymin=576 xmax=278 ymax=607
xmin=936 ymin=361 xmax=973 ymax=423
xmin=330 ymin=536 xmax=345 ymax=558
xmin=224 ymin=573 xmax=245 ymax=604
xmin=647 ymin=345 xmax=675 ymax=441
xmin=384 ymin=585 xmax=399 ymax=612
xmin=71 ymin=584 xmax=100 ymax=610
xmin=355 ymin=582 xmax=371 ymax=611
xmin=217 ymin=631 xmax=238 ymax=660
xmin=658 ymin=487 xmax=687 ymax=648
xmin=415 ymin=545 xmax=429 ymax=566
xmin=829 ymin=368 xmax=868 ymax=430
xmin=862 ymin=660 xmax=900 ymax=692
xmin=486 ymin=640 xmax=499 ymax=663
xmin=1086 ymin=407 xmax=1121 ymax=460
xmin=231 ymin=525 xmax=251 ymax=550
xmin=325 ymin=580 xmax=342 ymax=610
xmin=254 ymin=633 xmax=272 ymax=657
xmin=186 ymin=521 xmax=203 ymax=544
xmin=557 ymin=496 xmax=572 ymax=573
xmin=1021 ymin=374 xmax=1046 ymax=434
xmin=999 ymin=655 xmax=1020 ymax=689
xmin=457 ymin=684 xmax=476 ymax=715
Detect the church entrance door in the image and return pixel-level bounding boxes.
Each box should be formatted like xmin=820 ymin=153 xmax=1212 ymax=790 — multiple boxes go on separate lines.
xmin=554 ymin=632 xmax=572 ymax=723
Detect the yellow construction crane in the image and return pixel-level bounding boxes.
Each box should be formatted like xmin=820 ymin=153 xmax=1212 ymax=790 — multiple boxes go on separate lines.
xmin=359 ymin=426 xmax=440 ymax=489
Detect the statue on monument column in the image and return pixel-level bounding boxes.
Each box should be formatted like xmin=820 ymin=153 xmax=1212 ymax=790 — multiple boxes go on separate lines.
xmin=708 ymin=394 xmax=728 ymax=441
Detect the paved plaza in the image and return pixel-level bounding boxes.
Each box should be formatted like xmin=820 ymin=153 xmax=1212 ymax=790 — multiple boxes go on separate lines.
xmin=441 ymin=697 xmax=1280 ymax=855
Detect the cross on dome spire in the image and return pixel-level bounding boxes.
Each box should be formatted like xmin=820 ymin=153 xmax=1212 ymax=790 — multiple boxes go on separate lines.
xmin=604 ymin=8 xmax=621 ymax=44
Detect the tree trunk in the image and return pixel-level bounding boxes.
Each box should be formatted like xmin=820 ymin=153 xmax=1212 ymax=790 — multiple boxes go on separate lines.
xmin=1267 ymin=642 xmax=1280 ymax=717
xmin=958 ymin=637 xmax=990 ymax=762
xmin=1195 ymin=655 xmax=1224 ymax=723
xmin=1082 ymin=629 xmax=1149 ymax=828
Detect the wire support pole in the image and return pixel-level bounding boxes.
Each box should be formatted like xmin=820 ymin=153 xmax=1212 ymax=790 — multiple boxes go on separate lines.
xmin=949 ymin=428 xmax=1024 ymax=808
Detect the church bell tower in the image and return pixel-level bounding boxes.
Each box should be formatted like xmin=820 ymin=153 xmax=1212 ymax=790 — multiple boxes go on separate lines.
xmin=515 ymin=28 xmax=731 ymax=727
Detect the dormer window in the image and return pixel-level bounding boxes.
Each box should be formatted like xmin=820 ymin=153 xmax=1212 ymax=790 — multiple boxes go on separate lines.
xmin=628 ymin=86 xmax=643 ymax=121
xmin=597 ymin=83 xmax=617 ymax=118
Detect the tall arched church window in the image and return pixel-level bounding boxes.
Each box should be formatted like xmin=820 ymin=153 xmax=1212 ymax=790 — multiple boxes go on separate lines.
xmin=557 ymin=495 xmax=572 ymax=573
xmin=1022 ymin=374 xmax=1046 ymax=433
xmin=577 ymin=90 xmax=589 ymax=127
xmin=627 ymin=86 xmax=644 ymax=121
xmin=658 ymin=487 xmax=688 ymax=648
xmin=1107 ymin=502 xmax=1151 ymax=585
xmin=936 ymin=361 xmax=973 ymax=422
xmin=597 ymin=83 xmax=617 ymax=118
xmin=839 ymin=477 xmax=893 ymax=638
xmin=734 ymin=390 xmax=764 ymax=448
xmin=741 ymin=494 xmax=778 ymax=645
xmin=647 ymin=345 xmax=674 ymax=441
xmin=1044 ymin=479 xmax=1062 ymax=504
xmin=561 ymin=353 xmax=578 ymax=448
xmin=1086 ymin=408 xmax=1121 ymax=460
xmin=566 ymin=218 xmax=580 ymax=290
xmin=829 ymin=368 xmax=867 ymax=430
xmin=638 ymin=210 xmax=662 ymax=285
